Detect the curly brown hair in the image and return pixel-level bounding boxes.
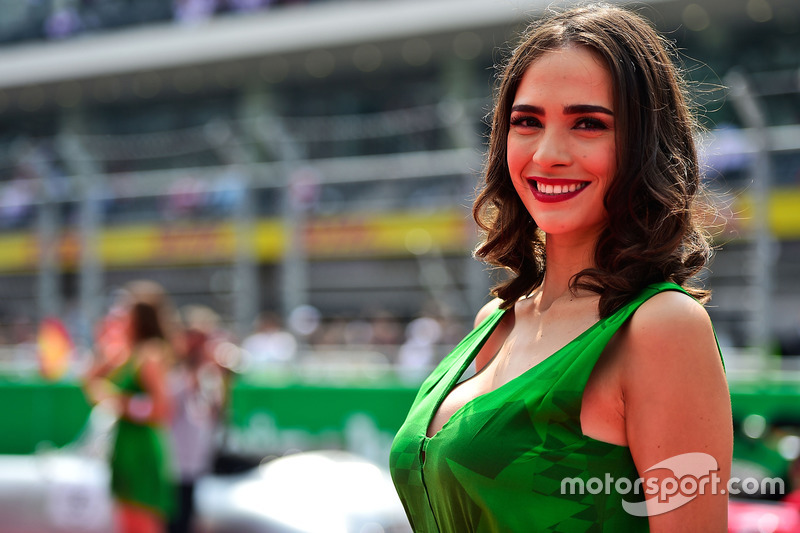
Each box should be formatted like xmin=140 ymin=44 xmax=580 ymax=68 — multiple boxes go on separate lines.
xmin=473 ymin=3 xmax=712 ymax=317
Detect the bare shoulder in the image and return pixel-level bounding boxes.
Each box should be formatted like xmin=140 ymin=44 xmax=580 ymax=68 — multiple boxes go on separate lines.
xmin=624 ymin=291 xmax=719 ymax=372
xmin=474 ymin=297 xmax=504 ymax=329
xmin=628 ymin=290 xmax=715 ymax=348
xmin=619 ymin=289 xmax=723 ymax=384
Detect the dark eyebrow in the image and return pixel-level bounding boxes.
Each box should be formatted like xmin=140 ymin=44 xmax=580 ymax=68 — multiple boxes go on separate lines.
xmin=510 ymin=104 xmax=614 ymax=116
xmin=564 ymin=104 xmax=614 ymax=116
xmin=510 ymin=104 xmax=543 ymax=114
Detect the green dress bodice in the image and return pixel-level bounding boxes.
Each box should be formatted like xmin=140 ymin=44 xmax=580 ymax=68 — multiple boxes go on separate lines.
xmin=389 ymin=282 xmax=704 ymax=532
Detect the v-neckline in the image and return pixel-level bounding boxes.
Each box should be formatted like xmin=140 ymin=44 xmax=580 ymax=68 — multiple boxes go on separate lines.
xmin=425 ymin=306 xmax=606 ymax=441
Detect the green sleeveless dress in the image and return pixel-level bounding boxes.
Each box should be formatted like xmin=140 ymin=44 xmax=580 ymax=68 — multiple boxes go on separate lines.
xmin=109 ymin=355 xmax=175 ymax=518
xmin=390 ymin=282 xmax=705 ymax=532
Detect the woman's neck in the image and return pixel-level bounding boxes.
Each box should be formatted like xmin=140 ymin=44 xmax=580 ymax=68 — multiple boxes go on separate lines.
xmin=538 ymin=232 xmax=598 ymax=310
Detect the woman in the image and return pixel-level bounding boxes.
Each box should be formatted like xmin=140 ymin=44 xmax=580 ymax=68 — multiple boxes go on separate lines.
xmin=84 ymin=281 xmax=176 ymax=533
xmin=390 ymin=4 xmax=732 ymax=532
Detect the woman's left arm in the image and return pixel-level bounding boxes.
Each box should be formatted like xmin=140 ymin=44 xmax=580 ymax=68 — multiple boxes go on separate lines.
xmin=622 ymin=291 xmax=732 ymax=533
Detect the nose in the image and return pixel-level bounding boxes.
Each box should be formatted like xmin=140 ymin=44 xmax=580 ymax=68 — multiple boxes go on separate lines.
xmin=531 ymin=129 xmax=571 ymax=168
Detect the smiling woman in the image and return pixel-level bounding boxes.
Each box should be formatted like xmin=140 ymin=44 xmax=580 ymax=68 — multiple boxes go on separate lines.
xmin=391 ymin=3 xmax=732 ymax=533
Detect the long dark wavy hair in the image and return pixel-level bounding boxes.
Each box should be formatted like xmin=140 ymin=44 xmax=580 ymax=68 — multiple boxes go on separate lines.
xmin=473 ymin=3 xmax=712 ymax=317
xmin=129 ymin=302 xmax=166 ymax=343
xmin=126 ymin=280 xmax=171 ymax=345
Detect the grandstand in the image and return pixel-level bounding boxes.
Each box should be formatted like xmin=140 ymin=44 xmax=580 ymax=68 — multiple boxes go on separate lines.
xmin=0 ymin=0 xmax=798 ymax=357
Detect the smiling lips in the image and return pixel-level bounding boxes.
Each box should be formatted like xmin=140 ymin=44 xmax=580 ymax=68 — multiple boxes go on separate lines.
xmin=528 ymin=178 xmax=589 ymax=203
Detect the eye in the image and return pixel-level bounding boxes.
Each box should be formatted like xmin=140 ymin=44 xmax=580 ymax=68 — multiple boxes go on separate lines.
xmin=510 ymin=115 xmax=542 ymax=129
xmin=574 ymin=117 xmax=610 ymax=131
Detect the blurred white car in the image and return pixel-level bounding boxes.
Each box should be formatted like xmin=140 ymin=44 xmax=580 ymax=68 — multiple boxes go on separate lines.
xmin=195 ymin=450 xmax=411 ymax=533
xmin=0 ymin=405 xmax=115 ymax=533
xmin=0 ymin=454 xmax=113 ymax=533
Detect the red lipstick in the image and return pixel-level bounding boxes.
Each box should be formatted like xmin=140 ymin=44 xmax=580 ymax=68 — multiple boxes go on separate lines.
xmin=527 ymin=178 xmax=589 ymax=203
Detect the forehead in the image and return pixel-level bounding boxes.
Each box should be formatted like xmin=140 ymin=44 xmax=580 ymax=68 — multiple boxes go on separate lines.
xmin=513 ymin=45 xmax=613 ymax=106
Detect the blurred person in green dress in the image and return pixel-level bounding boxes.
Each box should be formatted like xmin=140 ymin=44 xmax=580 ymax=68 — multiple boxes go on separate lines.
xmin=84 ymin=281 xmax=177 ymax=533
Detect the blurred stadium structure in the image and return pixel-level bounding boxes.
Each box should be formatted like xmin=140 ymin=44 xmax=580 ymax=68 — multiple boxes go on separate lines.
xmin=0 ymin=0 xmax=797 ymax=362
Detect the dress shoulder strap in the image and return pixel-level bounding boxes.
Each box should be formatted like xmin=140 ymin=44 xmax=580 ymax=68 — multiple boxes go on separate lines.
xmin=555 ymin=282 xmax=696 ymax=387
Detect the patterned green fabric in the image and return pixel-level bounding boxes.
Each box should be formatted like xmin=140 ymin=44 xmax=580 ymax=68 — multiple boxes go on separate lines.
xmin=109 ymin=356 xmax=175 ymax=518
xmin=390 ymin=282 xmax=696 ymax=532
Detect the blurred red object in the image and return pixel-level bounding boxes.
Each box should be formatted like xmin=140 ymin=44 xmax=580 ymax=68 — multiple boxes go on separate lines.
xmin=38 ymin=317 xmax=73 ymax=380
xmin=729 ymin=498 xmax=800 ymax=533
xmin=95 ymin=312 xmax=130 ymax=365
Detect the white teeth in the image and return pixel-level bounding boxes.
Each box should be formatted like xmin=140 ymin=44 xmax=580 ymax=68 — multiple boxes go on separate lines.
xmin=536 ymin=181 xmax=588 ymax=195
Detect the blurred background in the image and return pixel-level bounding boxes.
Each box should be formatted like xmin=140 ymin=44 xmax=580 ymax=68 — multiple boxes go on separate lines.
xmin=0 ymin=0 xmax=798 ymax=531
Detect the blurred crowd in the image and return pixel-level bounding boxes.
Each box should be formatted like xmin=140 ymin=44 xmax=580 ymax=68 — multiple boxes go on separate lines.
xmin=0 ymin=137 xmax=247 ymax=230
xmin=0 ymin=131 xmax=463 ymax=231
xmin=3 ymin=285 xmax=800 ymax=386
xmin=1 ymin=0 xmax=320 ymax=45
xmin=0 ymin=279 xmax=476 ymax=378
